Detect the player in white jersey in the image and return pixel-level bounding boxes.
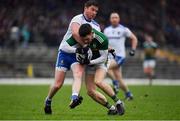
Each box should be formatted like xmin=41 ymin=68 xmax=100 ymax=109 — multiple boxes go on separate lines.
xmin=104 ymin=12 xmax=138 ymax=100
xmin=44 ymin=0 xmax=100 ymax=114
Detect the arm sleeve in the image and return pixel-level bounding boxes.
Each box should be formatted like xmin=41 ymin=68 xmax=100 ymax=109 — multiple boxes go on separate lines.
xmin=103 ymin=28 xmax=107 ymax=36
xmin=60 ymin=41 xmax=76 ymax=53
xmin=70 ymin=16 xmax=82 ymax=25
xmin=124 ymin=27 xmax=132 ymax=38
xmin=89 ymin=50 xmax=108 ymax=65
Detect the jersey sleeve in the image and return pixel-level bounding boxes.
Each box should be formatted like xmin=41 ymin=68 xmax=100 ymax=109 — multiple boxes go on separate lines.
xmin=93 ymin=29 xmax=109 ymax=50
xmin=103 ymin=28 xmax=108 ymax=36
xmin=101 ymin=37 xmax=108 ymax=50
xmin=124 ymin=27 xmax=132 ymax=38
xmin=70 ymin=15 xmax=82 ymax=25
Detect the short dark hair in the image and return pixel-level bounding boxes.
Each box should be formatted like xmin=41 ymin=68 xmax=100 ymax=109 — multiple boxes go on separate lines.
xmin=85 ymin=0 xmax=99 ymax=8
xmin=79 ymin=24 xmax=92 ymax=37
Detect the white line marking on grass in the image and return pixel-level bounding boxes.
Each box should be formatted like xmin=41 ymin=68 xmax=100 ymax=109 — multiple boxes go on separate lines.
xmin=0 ymin=78 xmax=180 ymax=85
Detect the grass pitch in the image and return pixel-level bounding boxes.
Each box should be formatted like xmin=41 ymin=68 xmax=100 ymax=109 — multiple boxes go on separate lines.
xmin=0 ymin=84 xmax=179 ymax=120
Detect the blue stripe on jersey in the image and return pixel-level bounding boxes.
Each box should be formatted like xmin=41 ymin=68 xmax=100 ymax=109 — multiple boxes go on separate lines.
xmin=108 ymin=37 xmax=121 ymax=39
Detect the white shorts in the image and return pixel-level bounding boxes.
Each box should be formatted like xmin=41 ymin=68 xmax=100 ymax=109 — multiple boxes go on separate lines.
xmin=85 ymin=63 xmax=107 ymax=75
xmin=143 ymin=60 xmax=156 ymax=68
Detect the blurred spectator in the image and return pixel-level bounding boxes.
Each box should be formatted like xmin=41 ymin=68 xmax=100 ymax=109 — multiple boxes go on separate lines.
xmin=0 ymin=0 xmax=179 ymax=48
xmin=21 ymin=24 xmax=30 ymax=48
xmin=7 ymin=20 xmax=20 ymax=48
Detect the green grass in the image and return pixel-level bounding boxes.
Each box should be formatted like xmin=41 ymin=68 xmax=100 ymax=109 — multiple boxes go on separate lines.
xmin=0 ymin=85 xmax=180 ymax=120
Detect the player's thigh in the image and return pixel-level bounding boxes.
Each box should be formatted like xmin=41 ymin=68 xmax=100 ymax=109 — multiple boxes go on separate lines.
xmin=85 ymin=74 xmax=96 ymax=92
xmin=113 ymin=67 xmax=123 ymax=80
xmin=107 ymin=69 xmax=116 ymax=80
xmin=108 ymin=59 xmax=118 ymax=69
xmin=71 ymin=62 xmax=85 ymax=79
xmin=94 ymin=67 xmax=107 ymax=83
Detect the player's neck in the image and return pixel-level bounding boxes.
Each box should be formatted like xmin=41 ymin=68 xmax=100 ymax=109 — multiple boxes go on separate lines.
xmin=83 ymin=13 xmax=92 ymax=22
xmin=111 ymin=24 xmax=119 ymax=28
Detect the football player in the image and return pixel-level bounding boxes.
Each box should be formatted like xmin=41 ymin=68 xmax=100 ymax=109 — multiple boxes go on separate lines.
xmin=104 ymin=12 xmax=138 ymax=100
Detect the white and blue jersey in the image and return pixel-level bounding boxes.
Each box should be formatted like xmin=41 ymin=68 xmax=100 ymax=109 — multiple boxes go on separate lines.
xmin=56 ymin=14 xmax=100 ymax=71
xmin=104 ymin=24 xmax=132 ymax=66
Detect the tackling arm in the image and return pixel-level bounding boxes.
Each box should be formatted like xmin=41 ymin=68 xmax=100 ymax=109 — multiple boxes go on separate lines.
xmin=71 ymin=23 xmax=84 ymax=46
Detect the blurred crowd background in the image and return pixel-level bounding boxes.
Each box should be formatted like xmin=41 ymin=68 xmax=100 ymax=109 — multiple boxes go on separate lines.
xmin=0 ymin=0 xmax=180 ymax=78
xmin=0 ymin=0 xmax=179 ymax=48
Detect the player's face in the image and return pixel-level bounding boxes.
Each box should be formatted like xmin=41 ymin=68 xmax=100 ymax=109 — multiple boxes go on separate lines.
xmin=84 ymin=5 xmax=98 ymax=19
xmin=81 ymin=32 xmax=93 ymax=44
xmin=110 ymin=13 xmax=120 ymax=26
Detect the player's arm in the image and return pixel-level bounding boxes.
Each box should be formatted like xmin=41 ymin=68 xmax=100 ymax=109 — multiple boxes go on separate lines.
xmin=128 ymin=32 xmax=138 ymax=56
xmin=60 ymin=41 xmax=76 ymax=53
xmin=89 ymin=33 xmax=109 ymax=65
xmin=129 ymin=33 xmax=138 ymax=50
xmin=71 ymin=22 xmax=84 ymax=46
xmin=89 ymin=50 xmax=108 ymax=65
xmin=61 ymin=22 xmax=84 ymax=53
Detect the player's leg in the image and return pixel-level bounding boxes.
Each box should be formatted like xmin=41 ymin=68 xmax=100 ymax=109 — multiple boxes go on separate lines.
xmin=107 ymin=60 xmax=120 ymax=94
xmin=113 ymin=67 xmax=133 ymax=100
xmin=109 ymin=56 xmax=133 ymax=100
xmin=94 ymin=67 xmax=125 ymax=115
xmin=44 ymin=50 xmax=68 ymax=114
xmin=69 ymin=63 xmax=85 ymax=108
xmin=44 ymin=69 xmax=66 ymax=114
xmin=143 ymin=60 xmax=153 ymax=85
xmin=145 ymin=60 xmax=156 ymax=85
xmin=85 ymin=73 xmax=118 ymax=115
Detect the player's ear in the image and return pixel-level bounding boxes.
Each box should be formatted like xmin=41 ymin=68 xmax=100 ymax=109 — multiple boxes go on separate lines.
xmin=84 ymin=6 xmax=87 ymax=11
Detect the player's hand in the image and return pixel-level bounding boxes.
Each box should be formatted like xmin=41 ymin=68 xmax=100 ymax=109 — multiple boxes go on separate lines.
xmin=76 ymin=55 xmax=90 ymax=65
xmin=76 ymin=47 xmax=90 ymax=65
xmin=129 ymin=49 xmax=135 ymax=56
xmin=108 ymin=48 xmax=116 ymax=58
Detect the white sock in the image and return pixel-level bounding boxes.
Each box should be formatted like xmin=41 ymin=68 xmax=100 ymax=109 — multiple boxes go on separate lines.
xmin=46 ymin=97 xmax=52 ymax=101
xmin=72 ymin=92 xmax=79 ymax=96
xmin=110 ymin=105 xmax=116 ymax=110
xmin=116 ymin=99 xmax=122 ymax=104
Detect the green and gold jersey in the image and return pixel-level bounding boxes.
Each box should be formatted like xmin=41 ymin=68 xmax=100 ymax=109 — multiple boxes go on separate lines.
xmin=143 ymin=41 xmax=158 ymax=60
xmin=66 ymin=28 xmax=108 ymax=59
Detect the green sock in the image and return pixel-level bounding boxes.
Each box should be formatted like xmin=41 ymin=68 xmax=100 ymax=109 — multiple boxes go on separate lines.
xmin=111 ymin=95 xmax=119 ymax=102
xmin=104 ymin=102 xmax=112 ymax=109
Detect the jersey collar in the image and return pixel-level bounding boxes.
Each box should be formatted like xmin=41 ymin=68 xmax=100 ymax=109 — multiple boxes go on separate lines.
xmin=83 ymin=14 xmax=92 ymax=22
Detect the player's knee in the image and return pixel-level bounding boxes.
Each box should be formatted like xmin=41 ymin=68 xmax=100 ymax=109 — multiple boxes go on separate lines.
xmin=94 ymin=81 xmax=102 ymax=87
xmin=74 ymin=71 xmax=83 ymax=79
xmin=53 ymin=84 xmax=61 ymax=90
xmin=87 ymin=89 xmax=95 ymax=97
xmin=53 ymin=80 xmax=63 ymax=89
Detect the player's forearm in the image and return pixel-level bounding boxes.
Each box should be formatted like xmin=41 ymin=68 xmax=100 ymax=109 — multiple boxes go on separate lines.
xmin=72 ymin=33 xmax=84 ymax=46
xmin=61 ymin=42 xmax=76 ymax=53
xmin=71 ymin=22 xmax=84 ymax=46
xmin=131 ymin=34 xmax=138 ymax=50
xmin=89 ymin=50 xmax=108 ymax=65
